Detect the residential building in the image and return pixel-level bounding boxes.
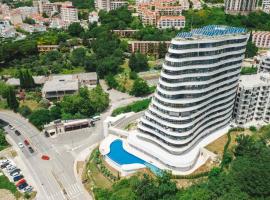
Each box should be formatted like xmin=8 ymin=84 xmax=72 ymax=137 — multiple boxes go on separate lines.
xmin=259 ymin=50 xmax=270 ymax=72
xmin=252 ymin=31 xmax=270 ymax=48
xmin=262 ymin=0 xmax=270 ymax=13
xmin=88 ymin=11 xmax=99 ymax=24
xmin=19 ymin=23 xmax=47 ymax=33
xmin=224 ymin=0 xmax=258 ymax=15
xmin=60 ymin=5 xmax=78 ymax=24
xmin=113 ymin=29 xmax=138 ymax=37
xmin=37 ymin=44 xmax=59 ymax=52
xmin=128 ymin=40 xmax=170 ymax=55
xmin=157 ymin=16 xmax=185 ymax=29
xmin=233 ymin=73 xmax=270 ymax=126
xmin=127 ymin=25 xmax=249 ymax=173
xmin=137 ymin=0 xmax=186 ymax=29
xmin=42 ymin=75 xmax=79 ymax=99
xmin=95 ymin=0 xmax=128 ymax=11
xmin=42 ymin=73 xmax=98 ymax=99
xmin=0 ymin=20 xmax=16 ymax=38
xmin=110 ymin=0 xmax=128 ymax=10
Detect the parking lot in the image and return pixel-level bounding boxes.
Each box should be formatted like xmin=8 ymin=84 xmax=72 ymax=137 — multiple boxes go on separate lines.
xmin=0 ymin=158 xmax=34 ymax=194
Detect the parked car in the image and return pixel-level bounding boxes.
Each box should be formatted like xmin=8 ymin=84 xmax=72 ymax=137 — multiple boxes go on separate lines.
xmin=11 ymin=171 xmax=20 ymax=177
xmin=0 ymin=159 xmax=10 ymax=165
xmin=0 ymin=162 xmax=10 ymax=169
xmin=24 ymin=140 xmax=30 ymax=146
xmin=24 ymin=186 xmax=33 ymax=193
xmin=18 ymin=142 xmax=24 ymax=148
xmin=9 ymin=125 xmax=15 ymax=130
xmin=18 ymin=183 xmax=28 ymax=190
xmin=10 ymin=169 xmax=21 ymax=176
xmin=13 ymin=175 xmax=24 ymax=182
xmin=16 ymin=179 xmax=26 ymax=187
xmin=7 ymin=166 xmax=17 ymax=173
xmin=28 ymin=146 xmax=34 ymax=153
xmin=92 ymin=115 xmax=101 ymax=121
xmin=15 ymin=130 xmax=21 ymax=136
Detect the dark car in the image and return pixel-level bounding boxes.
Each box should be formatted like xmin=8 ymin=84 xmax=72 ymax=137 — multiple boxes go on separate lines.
xmin=28 ymin=146 xmax=34 ymax=153
xmin=14 ymin=130 xmax=21 ymax=136
xmin=10 ymin=169 xmax=21 ymax=176
xmin=18 ymin=182 xmax=28 ymax=190
xmin=13 ymin=175 xmax=24 ymax=182
xmin=0 ymin=162 xmax=10 ymax=169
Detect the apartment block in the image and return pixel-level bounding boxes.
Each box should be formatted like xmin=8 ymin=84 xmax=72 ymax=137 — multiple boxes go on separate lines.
xmin=233 ymin=73 xmax=270 ymax=126
xmin=60 ymin=5 xmax=78 ymax=24
xmin=127 ymin=25 xmax=249 ymax=173
xmin=95 ymin=0 xmax=127 ymax=11
xmin=157 ymin=16 xmax=185 ymax=29
xmin=128 ymin=40 xmax=170 ymax=55
xmin=137 ymin=0 xmax=186 ymax=29
xmin=262 ymin=0 xmax=270 ymax=13
xmin=252 ymin=31 xmax=270 ymax=48
xmin=259 ymin=51 xmax=270 ymax=72
xmin=225 ymin=0 xmax=258 ymax=15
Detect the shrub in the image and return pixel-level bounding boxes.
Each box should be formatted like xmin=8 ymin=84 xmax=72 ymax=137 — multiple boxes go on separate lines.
xmin=249 ymin=126 xmax=257 ymax=132
xmin=18 ymin=105 xmax=32 ymax=117
xmin=112 ymin=98 xmax=151 ymax=116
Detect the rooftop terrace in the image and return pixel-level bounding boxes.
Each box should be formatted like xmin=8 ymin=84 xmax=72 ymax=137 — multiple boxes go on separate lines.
xmin=176 ymin=25 xmax=247 ymax=39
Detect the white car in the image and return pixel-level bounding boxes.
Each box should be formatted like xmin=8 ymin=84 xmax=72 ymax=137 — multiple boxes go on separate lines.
xmin=18 ymin=142 xmax=24 ymax=148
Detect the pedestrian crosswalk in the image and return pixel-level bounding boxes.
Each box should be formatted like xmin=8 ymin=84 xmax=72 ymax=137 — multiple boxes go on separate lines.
xmin=47 ymin=183 xmax=84 ymax=200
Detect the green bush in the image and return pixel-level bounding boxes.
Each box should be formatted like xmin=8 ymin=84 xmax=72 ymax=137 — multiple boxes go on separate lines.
xmin=249 ymin=126 xmax=257 ymax=132
xmin=18 ymin=105 xmax=32 ymax=118
xmin=240 ymin=67 xmax=257 ymax=75
xmin=112 ymin=98 xmax=151 ymax=116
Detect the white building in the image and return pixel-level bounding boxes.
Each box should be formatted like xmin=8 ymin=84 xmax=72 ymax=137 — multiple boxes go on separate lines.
xmin=262 ymin=0 xmax=270 ymax=13
xmin=157 ymin=16 xmax=185 ymax=29
xmin=126 ymin=25 xmax=249 ymax=174
xmin=259 ymin=50 xmax=270 ymax=72
xmin=88 ymin=11 xmax=99 ymax=24
xmin=95 ymin=0 xmax=127 ymax=11
xmin=0 ymin=20 xmax=16 ymax=38
xmin=60 ymin=5 xmax=78 ymax=24
xmin=224 ymin=0 xmax=258 ymax=15
xmin=233 ymin=73 xmax=270 ymax=126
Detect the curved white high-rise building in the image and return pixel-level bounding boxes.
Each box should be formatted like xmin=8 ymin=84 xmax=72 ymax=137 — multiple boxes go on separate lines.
xmin=259 ymin=50 xmax=270 ymax=72
xmin=127 ymin=25 xmax=249 ymax=174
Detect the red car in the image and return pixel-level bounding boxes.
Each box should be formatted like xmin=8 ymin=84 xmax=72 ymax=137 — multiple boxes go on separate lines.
xmin=24 ymin=140 xmax=30 ymax=146
xmin=16 ymin=179 xmax=26 ymax=187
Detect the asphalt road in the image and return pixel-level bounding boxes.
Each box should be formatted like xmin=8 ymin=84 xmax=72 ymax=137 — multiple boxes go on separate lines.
xmin=0 ymin=86 xmax=147 ymax=200
xmin=0 ymin=111 xmax=93 ymax=200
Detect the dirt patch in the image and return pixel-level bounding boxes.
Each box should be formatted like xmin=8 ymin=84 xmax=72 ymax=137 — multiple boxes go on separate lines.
xmin=0 ymin=189 xmax=15 ymax=200
xmin=77 ymin=161 xmax=84 ymax=174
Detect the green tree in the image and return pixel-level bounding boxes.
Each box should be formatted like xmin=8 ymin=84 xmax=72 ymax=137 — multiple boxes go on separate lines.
xmin=68 ymin=22 xmax=84 ymax=37
xmin=70 ymin=47 xmax=87 ymax=66
xmin=105 ymin=74 xmax=118 ymax=89
xmin=18 ymin=105 xmax=32 ymax=117
xmin=6 ymin=87 xmax=19 ymax=111
xmin=89 ymin=85 xmax=109 ymax=113
xmin=158 ymin=42 xmax=167 ymax=59
xmin=50 ymin=105 xmax=62 ymax=120
xmin=130 ymin=78 xmax=151 ymax=97
xmin=18 ymin=69 xmax=35 ymax=89
xmin=245 ymin=32 xmax=258 ymax=58
xmin=29 ymin=109 xmax=51 ymax=129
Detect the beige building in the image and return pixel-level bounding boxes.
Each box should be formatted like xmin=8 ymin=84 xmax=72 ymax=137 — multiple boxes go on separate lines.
xmin=128 ymin=40 xmax=170 ymax=55
xmin=224 ymin=0 xmax=258 ymax=15
xmin=252 ymin=31 xmax=270 ymax=48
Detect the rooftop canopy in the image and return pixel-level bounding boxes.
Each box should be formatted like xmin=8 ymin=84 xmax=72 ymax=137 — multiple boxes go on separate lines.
xmin=176 ymin=25 xmax=247 ymax=39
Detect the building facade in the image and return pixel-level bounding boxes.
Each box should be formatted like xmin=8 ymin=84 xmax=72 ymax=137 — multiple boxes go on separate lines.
xmin=128 ymin=25 xmax=249 ymax=173
xmin=233 ymin=73 xmax=270 ymax=126
xmin=259 ymin=51 xmax=270 ymax=72
xmin=262 ymin=0 xmax=270 ymax=13
xmin=128 ymin=40 xmax=170 ymax=55
xmin=95 ymin=0 xmax=127 ymax=11
xmin=157 ymin=16 xmax=185 ymax=29
xmin=225 ymin=0 xmax=258 ymax=15
xmin=60 ymin=5 xmax=78 ymax=24
xmin=252 ymin=31 xmax=270 ymax=48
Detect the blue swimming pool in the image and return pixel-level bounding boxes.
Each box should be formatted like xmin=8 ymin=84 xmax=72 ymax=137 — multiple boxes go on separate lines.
xmin=106 ymin=139 xmax=162 ymax=176
xmin=107 ymin=139 xmax=145 ymax=165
